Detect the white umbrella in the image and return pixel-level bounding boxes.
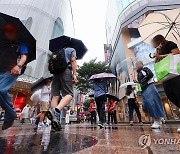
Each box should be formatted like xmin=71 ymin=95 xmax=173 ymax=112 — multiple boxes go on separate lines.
xmin=138 ymin=8 xmax=180 ymax=48
xmin=120 ymin=82 xmax=137 ymax=88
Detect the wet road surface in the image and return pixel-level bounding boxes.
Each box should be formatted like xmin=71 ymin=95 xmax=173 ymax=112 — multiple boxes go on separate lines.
xmin=0 ymin=122 xmax=180 ymax=154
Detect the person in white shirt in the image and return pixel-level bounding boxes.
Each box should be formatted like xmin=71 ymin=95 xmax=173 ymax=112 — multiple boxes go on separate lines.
xmin=21 ymin=104 xmax=31 ymax=124
xmin=126 ymin=85 xmax=142 ymax=126
xmin=38 ymin=79 xmax=51 ymax=129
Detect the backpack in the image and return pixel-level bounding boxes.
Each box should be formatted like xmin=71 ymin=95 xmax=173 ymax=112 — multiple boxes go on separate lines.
xmin=48 ymin=49 xmax=69 ymax=74
xmin=0 ymin=42 xmax=20 ymax=71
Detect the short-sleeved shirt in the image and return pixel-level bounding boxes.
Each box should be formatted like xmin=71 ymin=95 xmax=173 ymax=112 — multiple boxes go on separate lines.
xmin=160 ymin=41 xmax=178 ymax=55
xmin=40 ymin=85 xmax=51 ymax=102
xmin=93 ymin=80 xmax=107 ymax=98
xmin=64 ymin=47 xmax=76 ymax=67
xmin=20 ymin=43 xmax=28 ymax=55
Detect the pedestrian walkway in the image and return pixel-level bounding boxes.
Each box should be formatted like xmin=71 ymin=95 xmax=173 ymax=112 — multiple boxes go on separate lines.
xmin=0 ymin=122 xmax=180 ymax=153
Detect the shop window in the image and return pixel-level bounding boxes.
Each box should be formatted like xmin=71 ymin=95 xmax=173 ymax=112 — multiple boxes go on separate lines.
xmin=22 ymin=17 xmax=33 ymax=31
xmin=51 ymin=18 xmax=64 ymax=39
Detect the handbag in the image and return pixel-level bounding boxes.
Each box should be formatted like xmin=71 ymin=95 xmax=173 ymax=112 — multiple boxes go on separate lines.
xmin=154 ymin=54 xmax=180 ymax=82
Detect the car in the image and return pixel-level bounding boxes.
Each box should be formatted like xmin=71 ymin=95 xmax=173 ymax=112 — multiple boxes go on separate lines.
xmin=69 ymin=111 xmax=79 ymax=124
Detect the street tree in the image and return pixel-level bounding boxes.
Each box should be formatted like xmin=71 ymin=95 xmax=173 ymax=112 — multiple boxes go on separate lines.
xmin=77 ymin=59 xmax=110 ymax=94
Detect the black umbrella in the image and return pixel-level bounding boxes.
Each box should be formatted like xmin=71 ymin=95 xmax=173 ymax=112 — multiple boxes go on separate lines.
xmin=0 ymin=13 xmax=36 ymax=63
xmin=106 ymin=94 xmax=120 ymax=102
xmin=89 ymin=94 xmax=94 ymax=98
xmin=49 ymin=35 xmax=88 ymax=60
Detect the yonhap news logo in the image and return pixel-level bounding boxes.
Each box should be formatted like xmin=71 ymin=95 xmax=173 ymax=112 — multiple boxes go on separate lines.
xmin=139 ymin=134 xmax=180 ymax=149
xmin=138 ymin=134 xmax=151 ymax=149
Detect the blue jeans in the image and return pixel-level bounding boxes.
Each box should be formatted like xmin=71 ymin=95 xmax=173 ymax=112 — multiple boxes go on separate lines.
xmin=142 ymin=84 xmax=165 ymax=119
xmin=0 ymin=72 xmax=18 ymax=122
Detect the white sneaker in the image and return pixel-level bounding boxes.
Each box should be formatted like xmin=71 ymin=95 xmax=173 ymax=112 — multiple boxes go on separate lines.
xmin=130 ymin=121 xmax=133 ymax=126
xmin=38 ymin=122 xmax=45 ymax=130
xmin=151 ymin=121 xmax=161 ymax=129
xmin=160 ymin=118 xmax=166 ymax=124
xmin=177 ymin=128 xmax=180 ymax=133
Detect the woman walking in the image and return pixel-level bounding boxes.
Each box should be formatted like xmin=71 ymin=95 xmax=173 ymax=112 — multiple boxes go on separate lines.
xmin=136 ymin=61 xmax=165 ymax=129
xmin=126 ymin=85 xmax=142 ymax=126
xmin=152 ymin=35 xmax=180 ymax=131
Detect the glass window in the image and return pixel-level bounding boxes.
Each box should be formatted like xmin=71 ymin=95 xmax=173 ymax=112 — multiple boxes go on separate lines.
xmin=51 ymin=18 xmax=64 ymax=39
xmin=21 ymin=17 xmax=33 ymax=31
xmin=121 ymin=0 xmax=130 ymax=9
xmin=116 ymin=0 xmax=123 ymax=14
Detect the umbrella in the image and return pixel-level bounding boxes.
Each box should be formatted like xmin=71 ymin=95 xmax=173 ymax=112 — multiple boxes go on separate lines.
xmin=90 ymin=73 xmax=116 ymax=80
xmin=31 ymin=76 xmax=53 ymax=90
xmin=120 ymin=82 xmax=137 ymax=88
xmin=49 ymin=35 xmax=88 ymax=60
xmin=138 ymin=8 xmax=180 ymax=48
xmin=0 ymin=13 xmax=36 ymax=63
xmin=89 ymin=94 xmax=94 ymax=98
xmin=106 ymin=94 xmax=120 ymax=102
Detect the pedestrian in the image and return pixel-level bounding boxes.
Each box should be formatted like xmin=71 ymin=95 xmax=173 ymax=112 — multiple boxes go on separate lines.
xmin=93 ymin=78 xmax=107 ymax=128
xmin=0 ymin=24 xmax=28 ymax=130
xmin=136 ymin=61 xmax=165 ymax=129
xmin=89 ymin=99 xmax=96 ymax=124
xmin=107 ymin=99 xmax=113 ymax=124
xmin=110 ymin=99 xmax=117 ymax=124
xmin=65 ymin=107 xmax=70 ymax=124
xmin=151 ymin=35 xmax=180 ymax=131
xmin=46 ymin=45 xmax=77 ymax=131
xmin=37 ymin=79 xmax=51 ymax=129
xmin=21 ymin=104 xmax=31 ymax=124
xmin=126 ymin=85 xmax=142 ymax=126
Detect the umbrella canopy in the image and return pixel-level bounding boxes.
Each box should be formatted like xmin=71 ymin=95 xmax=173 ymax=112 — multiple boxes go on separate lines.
xmin=90 ymin=73 xmax=116 ymax=80
xmin=0 ymin=13 xmax=36 ymax=63
xmin=138 ymin=8 xmax=180 ymax=48
xmin=120 ymin=82 xmax=137 ymax=88
xmin=106 ymin=94 xmax=120 ymax=102
xmin=49 ymin=35 xmax=88 ymax=60
xmin=31 ymin=76 xmax=53 ymax=90
xmin=89 ymin=94 xmax=94 ymax=98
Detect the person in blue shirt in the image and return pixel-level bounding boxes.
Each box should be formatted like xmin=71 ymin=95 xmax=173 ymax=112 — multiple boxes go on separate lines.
xmin=93 ymin=79 xmax=107 ymax=128
xmin=0 ymin=24 xmax=28 ymax=130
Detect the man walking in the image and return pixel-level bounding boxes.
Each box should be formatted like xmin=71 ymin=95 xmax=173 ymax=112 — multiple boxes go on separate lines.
xmin=46 ymin=46 xmax=77 ymax=131
xmin=0 ymin=24 xmax=28 ymax=130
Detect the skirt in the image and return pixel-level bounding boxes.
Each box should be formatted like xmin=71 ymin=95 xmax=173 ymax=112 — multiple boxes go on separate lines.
xmin=141 ymin=84 xmax=165 ymax=119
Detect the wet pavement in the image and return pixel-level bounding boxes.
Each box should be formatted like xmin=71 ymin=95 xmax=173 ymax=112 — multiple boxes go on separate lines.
xmin=0 ymin=122 xmax=180 ymax=154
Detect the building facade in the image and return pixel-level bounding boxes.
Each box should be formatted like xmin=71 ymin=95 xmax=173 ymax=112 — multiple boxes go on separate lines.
xmin=105 ymin=0 xmax=180 ymax=122
xmin=0 ymin=0 xmax=75 ymax=108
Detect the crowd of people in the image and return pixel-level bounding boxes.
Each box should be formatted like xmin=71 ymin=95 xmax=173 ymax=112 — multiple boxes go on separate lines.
xmin=0 ymin=22 xmax=180 ymax=133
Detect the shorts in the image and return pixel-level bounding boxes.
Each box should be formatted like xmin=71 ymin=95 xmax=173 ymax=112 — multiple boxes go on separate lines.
xmin=40 ymin=101 xmax=49 ymax=112
xmin=51 ymin=68 xmax=73 ymax=97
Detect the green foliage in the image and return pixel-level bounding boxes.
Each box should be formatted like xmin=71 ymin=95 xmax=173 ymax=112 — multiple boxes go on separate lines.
xmin=77 ymin=59 xmax=110 ymax=94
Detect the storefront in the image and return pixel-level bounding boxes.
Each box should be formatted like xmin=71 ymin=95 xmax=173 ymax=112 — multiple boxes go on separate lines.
xmin=105 ymin=0 xmax=180 ymax=122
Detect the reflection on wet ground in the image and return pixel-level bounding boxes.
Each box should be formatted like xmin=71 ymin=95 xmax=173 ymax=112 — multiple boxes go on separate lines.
xmin=0 ymin=123 xmax=180 ymax=154
xmin=0 ymin=126 xmax=97 ymax=154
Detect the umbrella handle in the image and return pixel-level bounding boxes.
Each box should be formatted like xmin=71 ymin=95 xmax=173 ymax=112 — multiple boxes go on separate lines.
xmin=149 ymin=53 xmax=155 ymax=59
